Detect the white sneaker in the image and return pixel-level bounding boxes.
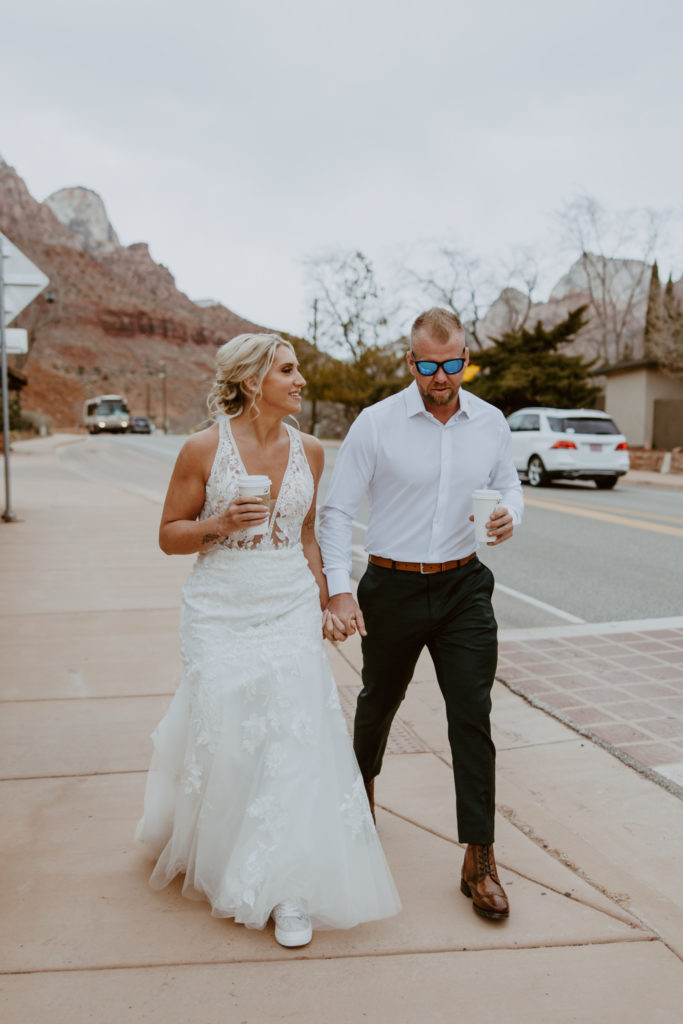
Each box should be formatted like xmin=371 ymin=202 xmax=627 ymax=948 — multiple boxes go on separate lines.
xmin=272 ymin=901 xmax=312 ymax=948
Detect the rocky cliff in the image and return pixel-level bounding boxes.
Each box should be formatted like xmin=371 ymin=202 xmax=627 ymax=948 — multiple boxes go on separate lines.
xmin=477 ymin=254 xmax=683 ymax=367
xmin=0 ymin=157 xmax=262 ymax=429
xmin=44 ymin=187 xmax=120 ymax=255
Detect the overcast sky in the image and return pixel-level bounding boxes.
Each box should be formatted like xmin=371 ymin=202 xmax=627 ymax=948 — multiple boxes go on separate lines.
xmin=2 ymin=0 xmax=682 ymax=335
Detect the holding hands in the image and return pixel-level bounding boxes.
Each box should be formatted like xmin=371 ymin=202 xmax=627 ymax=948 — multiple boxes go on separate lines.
xmin=320 ymin=505 xmax=514 ymax=643
xmin=322 ymin=593 xmax=366 ymax=643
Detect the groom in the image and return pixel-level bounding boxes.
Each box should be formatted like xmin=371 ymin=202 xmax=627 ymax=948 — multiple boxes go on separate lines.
xmin=319 ymin=307 xmax=523 ymax=920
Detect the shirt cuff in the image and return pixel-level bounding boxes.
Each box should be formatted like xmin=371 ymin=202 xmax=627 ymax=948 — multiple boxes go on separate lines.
xmin=323 ymin=568 xmax=353 ymax=597
xmin=509 ymin=506 xmax=522 ymax=527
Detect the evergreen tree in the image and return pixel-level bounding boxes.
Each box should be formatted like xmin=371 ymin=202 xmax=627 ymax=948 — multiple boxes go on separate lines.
xmin=468 ymin=306 xmax=601 ymax=416
xmin=330 ymin=342 xmax=412 ymax=421
xmin=643 ymin=261 xmax=662 ymax=358
xmin=663 ymin=275 xmax=679 ymax=320
xmin=658 ymin=276 xmax=683 ymax=376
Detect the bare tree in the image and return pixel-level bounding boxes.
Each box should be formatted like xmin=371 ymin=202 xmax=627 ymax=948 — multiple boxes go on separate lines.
xmin=303 ymin=250 xmax=392 ymax=359
xmin=302 ymin=250 xmax=411 ymax=419
xmin=398 ymin=243 xmax=495 ymax=349
xmin=497 ymin=249 xmax=540 ymax=333
xmin=398 ymin=243 xmax=541 ymax=349
xmin=557 ymin=195 xmax=668 ymax=365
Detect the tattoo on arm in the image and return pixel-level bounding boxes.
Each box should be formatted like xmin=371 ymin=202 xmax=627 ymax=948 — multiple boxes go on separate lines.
xmin=302 ymin=510 xmax=315 ymax=531
xmin=201 ymin=532 xmax=220 ymax=545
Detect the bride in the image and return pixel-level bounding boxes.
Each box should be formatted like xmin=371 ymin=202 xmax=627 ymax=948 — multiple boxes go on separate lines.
xmin=135 ymin=333 xmax=400 ymax=947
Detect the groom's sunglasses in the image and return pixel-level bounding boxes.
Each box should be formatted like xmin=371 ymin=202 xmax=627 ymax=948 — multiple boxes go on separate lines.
xmin=411 ymin=352 xmax=467 ymax=376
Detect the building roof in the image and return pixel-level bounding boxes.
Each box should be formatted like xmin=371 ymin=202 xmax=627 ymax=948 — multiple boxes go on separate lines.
xmin=591 ymin=358 xmax=659 ymax=377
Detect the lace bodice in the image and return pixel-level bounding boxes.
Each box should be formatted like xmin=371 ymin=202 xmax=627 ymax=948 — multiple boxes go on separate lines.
xmin=200 ymin=416 xmax=314 ymax=551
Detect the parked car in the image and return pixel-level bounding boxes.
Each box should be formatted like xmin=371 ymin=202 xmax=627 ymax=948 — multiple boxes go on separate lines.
xmin=507 ymin=408 xmax=629 ymax=489
xmin=128 ymin=415 xmax=154 ymax=434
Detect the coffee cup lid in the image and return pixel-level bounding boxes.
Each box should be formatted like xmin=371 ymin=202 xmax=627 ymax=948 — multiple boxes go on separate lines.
xmin=238 ymin=475 xmax=271 ymax=486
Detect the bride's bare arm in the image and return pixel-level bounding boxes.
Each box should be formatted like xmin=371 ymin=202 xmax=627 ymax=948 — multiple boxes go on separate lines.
xmin=300 ymin=434 xmax=329 ymax=609
xmin=159 ymin=429 xmax=267 ymax=555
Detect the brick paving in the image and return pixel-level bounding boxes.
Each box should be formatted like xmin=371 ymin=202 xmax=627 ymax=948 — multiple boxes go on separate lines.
xmin=497 ymin=627 xmax=683 ymax=793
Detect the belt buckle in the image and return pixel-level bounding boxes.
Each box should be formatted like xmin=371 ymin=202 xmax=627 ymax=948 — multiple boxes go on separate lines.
xmin=419 ymin=562 xmax=438 ymax=574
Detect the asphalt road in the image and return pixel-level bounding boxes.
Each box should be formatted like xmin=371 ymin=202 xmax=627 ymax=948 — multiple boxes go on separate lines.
xmin=60 ymin=433 xmax=683 ymax=631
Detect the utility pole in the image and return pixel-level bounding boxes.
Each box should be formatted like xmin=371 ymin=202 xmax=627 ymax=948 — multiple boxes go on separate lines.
xmin=0 ymin=236 xmax=16 ymax=521
xmin=0 ymin=233 xmax=49 ymax=522
xmin=160 ymin=366 xmax=168 ymax=433
xmin=144 ymin=361 xmax=168 ymax=431
xmin=310 ymin=298 xmax=319 ymax=437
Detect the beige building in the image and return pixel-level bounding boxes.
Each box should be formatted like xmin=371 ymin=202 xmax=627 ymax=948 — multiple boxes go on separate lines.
xmin=598 ymin=359 xmax=683 ymax=448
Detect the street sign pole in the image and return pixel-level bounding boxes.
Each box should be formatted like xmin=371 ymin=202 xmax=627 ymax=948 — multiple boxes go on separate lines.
xmin=0 ymin=235 xmax=16 ymax=521
xmin=0 ymin=232 xmax=50 ymax=523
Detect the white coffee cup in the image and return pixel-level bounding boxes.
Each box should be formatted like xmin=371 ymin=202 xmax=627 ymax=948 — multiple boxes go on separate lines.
xmin=472 ymin=488 xmax=502 ymax=544
xmin=237 ymin=475 xmax=271 ymax=537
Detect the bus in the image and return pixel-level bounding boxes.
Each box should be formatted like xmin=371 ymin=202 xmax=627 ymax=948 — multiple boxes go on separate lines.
xmin=83 ymin=394 xmax=131 ymax=434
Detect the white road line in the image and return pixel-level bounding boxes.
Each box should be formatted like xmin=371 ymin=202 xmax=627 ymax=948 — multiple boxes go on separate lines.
xmin=655 ymin=763 xmax=683 ymax=787
xmin=494 ymin=583 xmax=586 ymax=624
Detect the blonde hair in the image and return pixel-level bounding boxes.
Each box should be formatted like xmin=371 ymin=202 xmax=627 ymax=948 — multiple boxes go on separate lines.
xmin=207 ymin=333 xmax=296 ymax=418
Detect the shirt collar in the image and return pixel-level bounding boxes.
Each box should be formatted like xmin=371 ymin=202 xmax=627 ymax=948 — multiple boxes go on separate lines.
xmin=404 ymin=380 xmax=472 ymax=422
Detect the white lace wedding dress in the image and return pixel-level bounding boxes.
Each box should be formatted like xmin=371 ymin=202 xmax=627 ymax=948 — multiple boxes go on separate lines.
xmin=136 ymin=415 xmax=401 ymax=930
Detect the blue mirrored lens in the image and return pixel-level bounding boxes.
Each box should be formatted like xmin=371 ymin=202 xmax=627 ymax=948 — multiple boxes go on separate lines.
xmin=415 ymin=358 xmax=465 ymax=375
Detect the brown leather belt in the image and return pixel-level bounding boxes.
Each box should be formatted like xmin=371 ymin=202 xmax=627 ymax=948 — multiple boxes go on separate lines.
xmin=368 ymin=553 xmax=477 ymax=574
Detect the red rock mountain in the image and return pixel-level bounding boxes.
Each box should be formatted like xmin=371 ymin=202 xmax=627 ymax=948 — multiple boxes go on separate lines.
xmin=1 ymin=157 xmax=263 ymax=429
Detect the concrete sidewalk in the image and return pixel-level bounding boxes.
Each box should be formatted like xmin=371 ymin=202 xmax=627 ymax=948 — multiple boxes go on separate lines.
xmin=622 ymin=468 xmax=683 ymax=489
xmin=2 ymin=436 xmax=683 ymax=1023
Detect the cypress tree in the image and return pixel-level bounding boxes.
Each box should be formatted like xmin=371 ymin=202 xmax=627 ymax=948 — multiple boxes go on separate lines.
xmin=659 ymin=276 xmax=683 ymax=376
xmin=663 ymin=275 xmax=679 ymax=320
xmin=643 ymin=261 xmax=662 ymax=358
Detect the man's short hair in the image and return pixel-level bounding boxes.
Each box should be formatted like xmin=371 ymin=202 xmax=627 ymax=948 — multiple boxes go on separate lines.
xmin=411 ymin=307 xmax=465 ymax=344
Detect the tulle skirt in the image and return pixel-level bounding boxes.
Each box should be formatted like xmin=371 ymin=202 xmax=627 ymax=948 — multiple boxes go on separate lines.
xmin=135 ymin=544 xmax=401 ymax=930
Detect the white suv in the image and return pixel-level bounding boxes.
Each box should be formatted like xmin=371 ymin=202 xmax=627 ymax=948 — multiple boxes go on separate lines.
xmin=507 ymin=407 xmax=629 ymax=489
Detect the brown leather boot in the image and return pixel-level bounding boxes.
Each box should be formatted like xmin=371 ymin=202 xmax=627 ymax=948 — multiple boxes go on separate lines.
xmin=365 ymin=778 xmax=375 ymax=823
xmin=460 ymin=844 xmax=509 ymax=920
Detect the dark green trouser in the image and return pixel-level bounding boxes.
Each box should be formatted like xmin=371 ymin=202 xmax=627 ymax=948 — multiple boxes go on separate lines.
xmin=354 ymin=557 xmax=498 ymax=844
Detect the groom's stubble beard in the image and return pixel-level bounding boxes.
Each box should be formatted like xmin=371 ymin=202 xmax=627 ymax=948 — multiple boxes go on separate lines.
xmin=419 ymin=382 xmax=459 ymax=409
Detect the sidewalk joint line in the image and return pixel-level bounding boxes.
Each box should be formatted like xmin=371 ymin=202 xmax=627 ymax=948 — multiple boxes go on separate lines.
xmin=0 ymin=935 xmax=659 ymax=976
xmin=0 ymin=693 xmax=176 ymax=705
xmin=379 ymin=806 xmax=646 ymax=931
xmin=495 ymin=736 xmax=579 ymax=753
xmin=0 ymin=769 xmax=149 ymax=782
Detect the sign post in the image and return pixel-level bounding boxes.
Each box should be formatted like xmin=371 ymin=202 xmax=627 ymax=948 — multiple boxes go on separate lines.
xmin=0 ymin=232 xmax=50 ymax=522
xmin=0 ymin=234 xmax=16 ymax=520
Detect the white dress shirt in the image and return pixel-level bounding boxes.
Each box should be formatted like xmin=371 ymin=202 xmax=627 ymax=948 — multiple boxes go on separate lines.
xmin=319 ymin=381 xmax=524 ymax=596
